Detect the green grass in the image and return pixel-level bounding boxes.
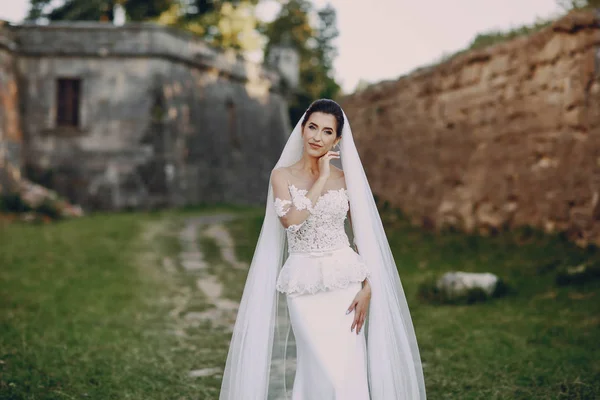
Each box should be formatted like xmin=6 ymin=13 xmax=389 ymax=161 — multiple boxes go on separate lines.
xmin=197 ymin=228 xmax=246 ymax=302
xmin=0 ymin=211 xmax=230 ymax=399
xmin=380 ymin=210 xmax=600 ymax=399
xmin=226 ymin=208 xmax=600 ymax=399
xmin=1 ymin=207 xmax=598 ymax=399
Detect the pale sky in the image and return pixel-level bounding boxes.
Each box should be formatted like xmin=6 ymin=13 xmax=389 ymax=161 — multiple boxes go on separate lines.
xmin=1 ymin=0 xmax=564 ymax=93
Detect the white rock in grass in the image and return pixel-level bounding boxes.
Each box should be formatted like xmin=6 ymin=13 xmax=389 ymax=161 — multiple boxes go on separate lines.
xmin=188 ymin=367 xmax=222 ymax=378
xmin=436 ymin=272 xmax=499 ymax=296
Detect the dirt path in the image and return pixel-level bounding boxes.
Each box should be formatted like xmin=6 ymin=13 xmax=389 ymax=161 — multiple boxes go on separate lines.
xmin=171 ymin=214 xmax=247 ymax=379
xmin=150 ymin=212 xmax=295 ymax=397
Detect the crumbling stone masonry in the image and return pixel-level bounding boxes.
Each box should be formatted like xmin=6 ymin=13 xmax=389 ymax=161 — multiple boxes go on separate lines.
xmin=0 ymin=21 xmax=293 ymax=210
xmin=342 ymin=11 xmax=600 ymax=246
xmin=0 ymin=23 xmax=22 ymax=192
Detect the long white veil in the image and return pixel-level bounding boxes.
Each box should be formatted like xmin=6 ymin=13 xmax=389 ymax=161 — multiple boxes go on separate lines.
xmin=219 ymin=108 xmax=427 ymax=399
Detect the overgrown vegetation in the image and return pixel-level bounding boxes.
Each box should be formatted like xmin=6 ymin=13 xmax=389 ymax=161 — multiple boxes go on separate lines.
xmin=0 ymin=192 xmax=63 ymax=221
xmin=1 ymin=207 xmax=598 ymax=398
xmin=0 ymin=212 xmax=229 ymax=399
xmin=263 ymin=0 xmax=342 ymax=121
xmin=229 ymin=206 xmax=600 ymax=398
xmin=435 ymin=18 xmax=553 ymax=66
xmin=557 ymin=0 xmax=600 ymax=10
xmin=434 ymin=0 xmax=600 ymax=66
xmin=555 ymin=261 xmax=600 ymax=286
xmin=467 ymin=19 xmax=553 ymax=52
xmin=379 ymin=208 xmax=599 ymax=398
xmin=26 ymin=0 xmax=343 ymax=121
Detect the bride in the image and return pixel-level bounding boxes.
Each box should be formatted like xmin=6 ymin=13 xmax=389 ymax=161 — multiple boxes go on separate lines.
xmin=219 ymin=99 xmax=427 ymax=399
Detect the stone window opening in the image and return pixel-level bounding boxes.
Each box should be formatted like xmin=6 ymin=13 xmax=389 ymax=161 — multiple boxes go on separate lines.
xmin=56 ymin=78 xmax=81 ymax=127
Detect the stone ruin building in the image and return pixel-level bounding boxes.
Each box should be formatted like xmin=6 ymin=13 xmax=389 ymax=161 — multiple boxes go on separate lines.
xmin=0 ymin=20 xmax=297 ymax=210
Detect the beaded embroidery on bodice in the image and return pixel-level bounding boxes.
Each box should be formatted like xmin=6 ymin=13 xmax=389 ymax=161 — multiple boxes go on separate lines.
xmin=274 ymin=184 xmax=351 ymax=253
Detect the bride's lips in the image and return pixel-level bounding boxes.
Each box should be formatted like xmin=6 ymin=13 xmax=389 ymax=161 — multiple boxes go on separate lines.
xmin=309 ymin=143 xmax=322 ymax=149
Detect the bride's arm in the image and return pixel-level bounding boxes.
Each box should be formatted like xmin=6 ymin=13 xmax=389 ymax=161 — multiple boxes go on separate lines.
xmin=271 ymin=168 xmax=328 ymax=231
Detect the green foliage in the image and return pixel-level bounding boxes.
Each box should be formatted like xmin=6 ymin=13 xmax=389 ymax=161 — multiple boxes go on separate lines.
xmin=160 ymin=0 xmax=263 ymax=51
xmin=264 ymin=0 xmax=342 ymax=122
xmin=34 ymin=198 xmax=63 ymax=220
xmin=0 ymin=192 xmax=33 ymax=213
xmin=437 ymin=2 xmax=600 ymax=65
xmin=26 ymin=0 xmax=341 ymax=100
xmin=557 ymin=0 xmax=600 ymax=9
xmin=0 ymin=190 xmax=64 ymax=221
xmin=26 ymin=0 xmax=262 ymax=51
xmin=434 ymin=18 xmax=552 ymax=66
xmin=27 ymin=0 xmax=172 ymax=22
xmin=555 ymin=262 xmax=600 ymax=286
xmin=437 ymin=1 xmax=600 ymax=63
xmin=468 ymin=19 xmax=552 ymax=51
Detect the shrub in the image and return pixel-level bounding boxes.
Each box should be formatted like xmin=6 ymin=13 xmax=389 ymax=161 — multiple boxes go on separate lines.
xmin=555 ymin=262 xmax=600 ymax=286
xmin=0 ymin=192 xmax=33 ymax=213
xmin=35 ymin=199 xmax=62 ymax=220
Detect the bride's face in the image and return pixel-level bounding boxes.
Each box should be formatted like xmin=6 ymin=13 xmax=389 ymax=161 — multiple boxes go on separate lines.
xmin=302 ymin=112 xmax=340 ymax=157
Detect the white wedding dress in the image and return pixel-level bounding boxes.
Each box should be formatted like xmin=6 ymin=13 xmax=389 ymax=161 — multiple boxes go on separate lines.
xmin=273 ymin=182 xmax=371 ymax=400
xmin=219 ymin=110 xmax=426 ymax=400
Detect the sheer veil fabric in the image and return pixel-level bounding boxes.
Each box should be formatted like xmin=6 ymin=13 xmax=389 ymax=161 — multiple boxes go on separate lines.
xmin=219 ymin=110 xmax=427 ymax=399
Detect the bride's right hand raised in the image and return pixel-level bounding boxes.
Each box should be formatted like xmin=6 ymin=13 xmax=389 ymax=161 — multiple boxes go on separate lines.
xmin=318 ymin=151 xmax=340 ymax=179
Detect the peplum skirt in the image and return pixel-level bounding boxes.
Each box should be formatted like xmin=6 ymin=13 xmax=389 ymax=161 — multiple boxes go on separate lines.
xmin=276 ymin=245 xmax=370 ymax=297
xmin=276 ymin=245 xmax=371 ymax=400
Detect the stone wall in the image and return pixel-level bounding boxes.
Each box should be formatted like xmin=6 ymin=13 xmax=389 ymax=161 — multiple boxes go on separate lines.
xmin=0 ymin=22 xmax=22 ymax=192
xmin=341 ymin=11 xmax=600 ymax=245
xmin=12 ymin=22 xmax=290 ymax=209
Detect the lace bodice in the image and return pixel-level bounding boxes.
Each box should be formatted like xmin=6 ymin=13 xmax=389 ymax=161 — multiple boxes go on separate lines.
xmin=273 ymin=182 xmax=370 ymax=296
xmin=274 ymin=184 xmax=351 ymax=253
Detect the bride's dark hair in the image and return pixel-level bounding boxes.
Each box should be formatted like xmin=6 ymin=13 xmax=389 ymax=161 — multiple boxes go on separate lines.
xmin=301 ymin=99 xmax=345 ymax=138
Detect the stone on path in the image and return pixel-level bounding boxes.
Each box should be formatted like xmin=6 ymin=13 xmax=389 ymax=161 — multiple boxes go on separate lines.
xmin=196 ymin=275 xmax=223 ymax=299
xmin=203 ymin=223 xmax=249 ymax=270
xmin=162 ymin=257 xmax=177 ymax=274
xmin=181 ymin=259 xmax=207 ymax=271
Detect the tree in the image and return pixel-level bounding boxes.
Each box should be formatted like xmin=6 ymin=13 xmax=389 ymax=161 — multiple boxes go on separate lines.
xmin=27 ymin=0 xmax=263 ymax=52
xmin=264 ymin=0 xmax=341 ymax=123
xmin=163 ymin=0 xmax=263 ymax=51
xmin=27 ymin=0 xmax=172 ymax=22
xmin=557 ymin=0 xmax=600 ymax=9
xmin=313 ymin=4 xmax=341 ymax=100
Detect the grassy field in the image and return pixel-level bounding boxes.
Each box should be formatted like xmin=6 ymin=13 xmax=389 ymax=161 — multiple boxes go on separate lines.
xmin=0 ymin=208 xmax=598 ymax=399
xmin=0 ymin=210 xmax=234 ymax=399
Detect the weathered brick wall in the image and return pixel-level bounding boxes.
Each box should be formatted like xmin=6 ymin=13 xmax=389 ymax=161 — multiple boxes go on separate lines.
xmin=341 ymin=11 xmax=600 ymax=245
xmin=12 ymin=22 xmax=290 ymax=209
xmin=0 ymin=22 xmax=22 ymax=192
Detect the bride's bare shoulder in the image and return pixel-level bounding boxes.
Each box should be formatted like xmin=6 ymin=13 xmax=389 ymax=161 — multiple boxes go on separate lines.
xmin=330 ymin=165 xmax=346 ymax=187
xmin=271 ymin=166 xmax=290 ymax=183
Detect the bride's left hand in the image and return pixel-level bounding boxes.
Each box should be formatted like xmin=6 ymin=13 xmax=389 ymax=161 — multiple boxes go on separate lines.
xmin=347 ymin=282 xmax=371 ymax=335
